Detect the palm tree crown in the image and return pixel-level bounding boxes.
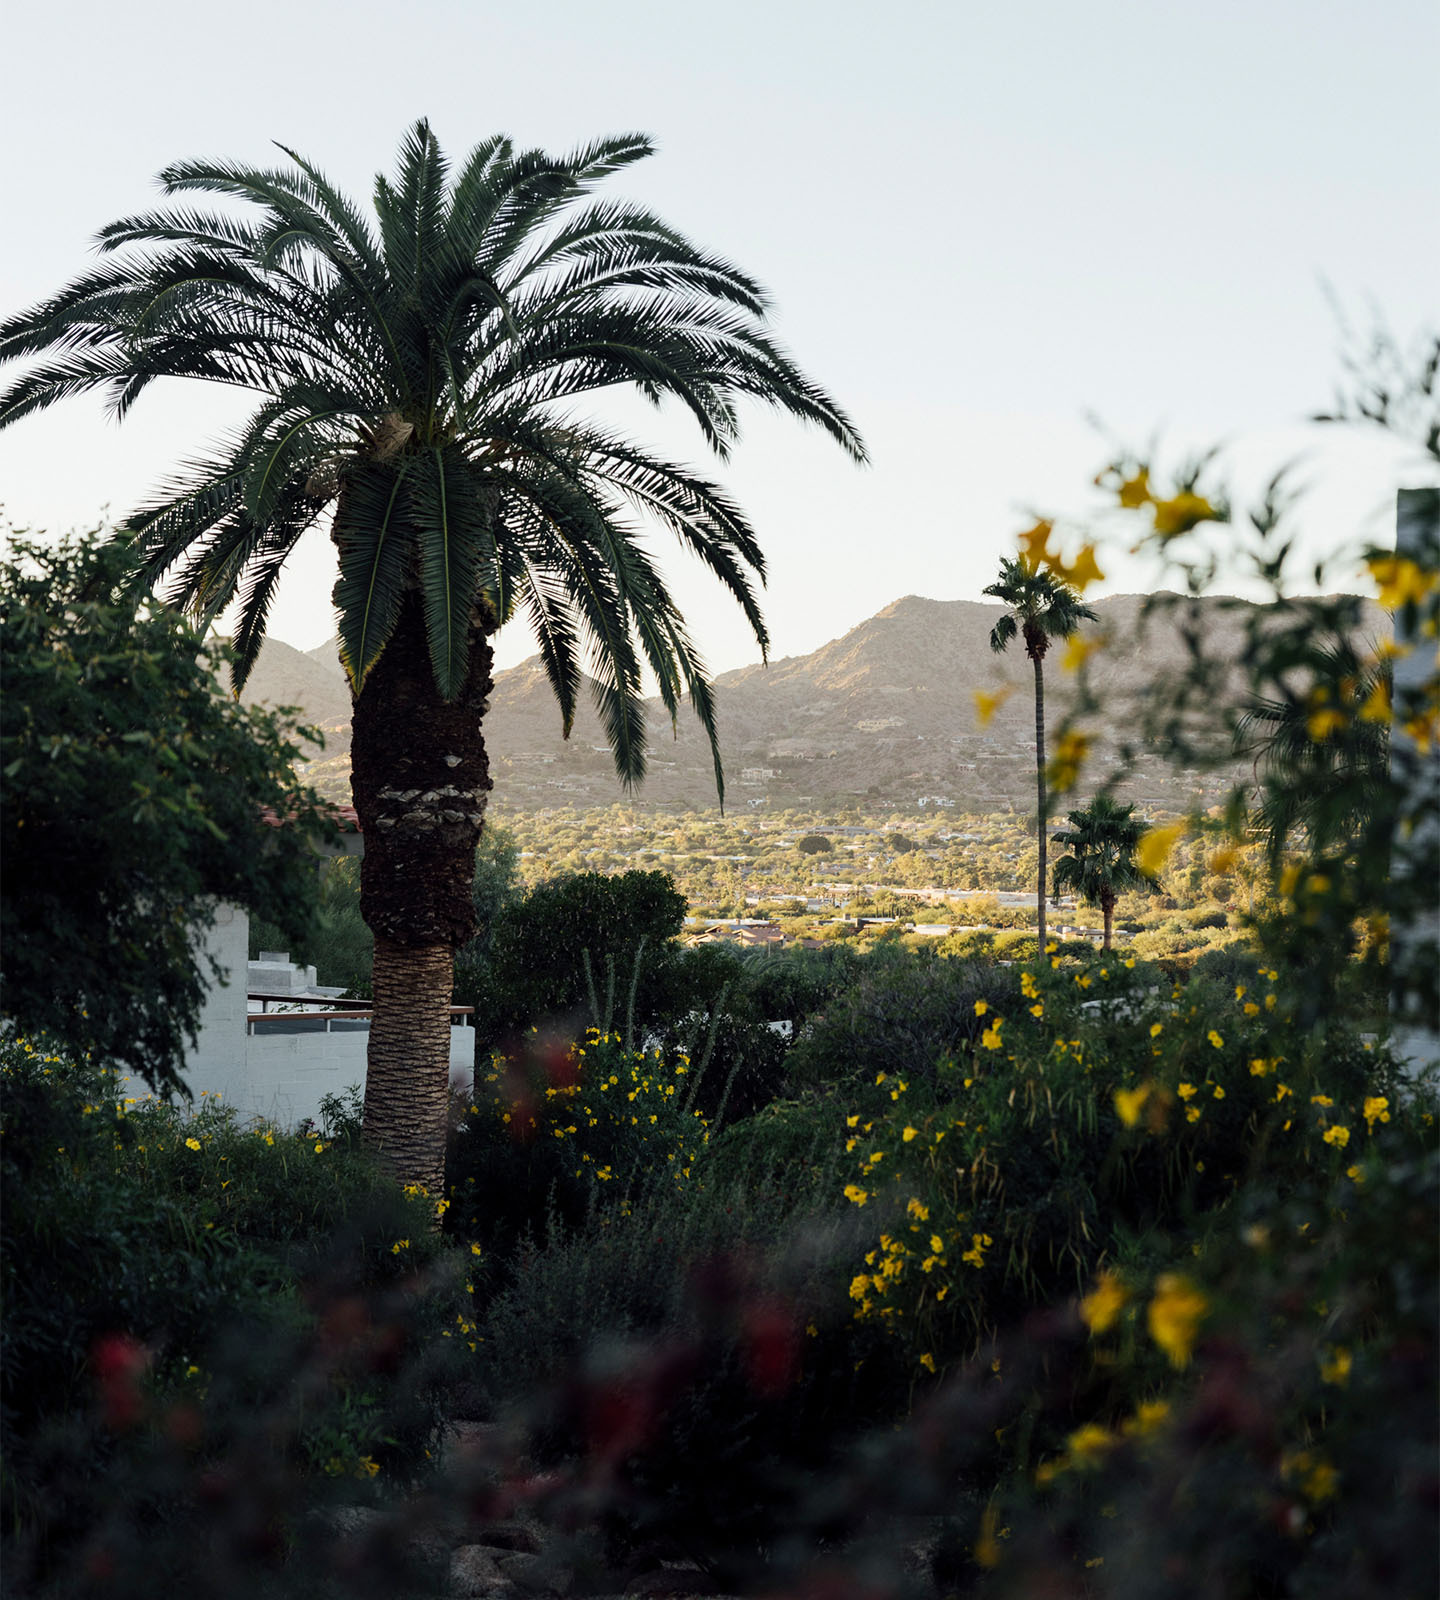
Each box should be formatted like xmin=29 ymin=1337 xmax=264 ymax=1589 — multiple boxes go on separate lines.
xmin=0 ymin=120 xmax=865 ymax=797
xmin=1051 ymin=796 xmax=1149 ymax=949
xmin=982 ymin=557 xmax=1098 ymax=664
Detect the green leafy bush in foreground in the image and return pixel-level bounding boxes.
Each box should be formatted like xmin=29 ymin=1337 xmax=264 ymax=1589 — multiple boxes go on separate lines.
xmin=0 ymin=1039 xmax=468 ymax=1593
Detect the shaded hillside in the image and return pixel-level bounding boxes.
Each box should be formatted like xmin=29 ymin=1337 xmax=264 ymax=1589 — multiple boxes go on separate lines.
xmin=244 ymin=593 xmax=1385 ymax=814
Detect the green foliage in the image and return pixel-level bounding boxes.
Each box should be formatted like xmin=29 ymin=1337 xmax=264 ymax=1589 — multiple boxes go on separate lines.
xmin=796 ymin=833 xmax=832 ymax=855
xmin=974 ymin=1138 xmax=1438 ymax=1597
xmin=469 ymin=1157 xmax=905 ymax=1580
xmin=785 ymin=949 xmax=1022 ymax=1093
xmin=448 ymin=1029 xmax=709 ymax=1261
xmin=471 ymin=869 xmax=687 ymax=1043
xmin=0 ymin=532 xmax=332 ymax=1094
xmin=0 ymin=1037 xmax=465 ymax=1580
xmin=1050 ymin=795 xmax=1151 ymax=941
xmin=823 ymin=948 xmax=1417 ymax=1373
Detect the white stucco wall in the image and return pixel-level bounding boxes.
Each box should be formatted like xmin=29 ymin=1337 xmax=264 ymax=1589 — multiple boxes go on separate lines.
xmin=187 ymin=1020 xmax=474 ymax=1129
xmin=167 ymin=900 xmax=475 ymax=1130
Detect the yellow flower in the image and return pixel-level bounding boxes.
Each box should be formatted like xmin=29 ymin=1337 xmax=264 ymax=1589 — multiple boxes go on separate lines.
xmin=980 ymin=1023 xmax=1004 ymax=1050
xmin=1123 ymin=1399 xmax=1171 ymax=1437
xmin=1137 ymin=822 xmax=1184 ymax=876
xmin=1367 ymin=552 xmax=1438 ymax=610
xmin=843 ymin=1185 xmax=869 ymax=1206
xmin=1359 ymin=679 xmax=1392 ymax=723
xmin=1066 ymin=1423 xmax=1117 ymax=1465
xmin=1079 ymin=1272 xmax=1129 ymax=1334
xmin=1151 ymin=490 xmax=1219 ymax=538
xmin=1249 ymin=1057 xmax=1273 ymax=1077
xmin=1046 ymin=730 xmax=1090 ymax=794
xmin=974 ymin=1503 xmax=1002 ymax=1568
xmin=1211 ymin=1084 xmax=1225 ymax=1100
xmin=1346 ymin=1163 xmax=1365 ymax=1185
xmin=1306 ymin=707 xmax=1347 ymax=741
xmin=849 ymin=1274 xmax=871 ymax=1301
xmin=1062 ymin=630 xmax=1104 ymax=673
xmin=1029 ymin=1003 xmax=1044 ymax=1018
xmin=1185 ymin=1105 xmax=1201 ymax=1123
xmin=1310 ymin=1094 xmax=1333 ymax=1107
xmin=974 ymin=688 xmax=1012 ymax=728
xmin=1020 ymin=971 xmax=1039 ymax=999
xmin=185 ymin=1137 xmax=201 ymax=1151
xmin=1177 ymin=1082 xmax=1197 ymax=1100
xmin=1056 ymin=543 xmax=1105 ymax=592
xmin=1016 ymin=517 xmax=1057 ymax=570
xmin=902 ymin=1126 xmax=918 ymax=1142
xmin=1147 ymin=1274 xmax=1208 ymax=1368
xmin=1322 ymin=1124 xmax=1351 ymax=1149
xmin=1116 ymin=467 xmax=1152 ymax=508
xmin=973 ymin=999 xmax=988 ymax=1016
xmin=1114 ymin=1084 xmax=1151 ymax=1127
xmin=846 ymin=1114 xmax=860 ymax=1127
xmin=918 ymin=1351 xmax=936 ymax=1373
xmin=961 ymin=1232 xmax=993 ymax=1268
xmin=1150 ymin=1022 xmax=1164 ymax=1038
xmin=929 ymin=1233 xmax=945 ymax=1254
xmin=1362 ymin=1096 xmax=1390 ymax=1128
xmin=1207 ymin=1030 xmax=1223 ymax=1049
xmin=1319 ymin=1346 xmax=1352 ymax=1386
xmin=906 ymin=1197 xmax=930 ymax=1221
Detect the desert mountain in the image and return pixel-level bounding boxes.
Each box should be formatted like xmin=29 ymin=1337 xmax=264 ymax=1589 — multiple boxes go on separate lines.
xmin=245 ymin=593 xmax=1385 ymax=814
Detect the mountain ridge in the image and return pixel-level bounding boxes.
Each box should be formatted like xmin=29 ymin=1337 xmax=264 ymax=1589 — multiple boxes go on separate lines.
xmin=243 ymin=591 xmax=1383 ymax=813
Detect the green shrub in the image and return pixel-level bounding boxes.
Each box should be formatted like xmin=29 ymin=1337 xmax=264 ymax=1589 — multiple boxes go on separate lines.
xmin=785 ymin=951 xmax=1022 ymax=1093
xmin=819 ymin=950 xmax=1415 ymax=1375
xmin=1 ymin=1038 xmax=469 ymax=1588
xmin=470 ymin=1160 xmax=907 ymax=1581
xmin=448 ymin=1028 xmax=709 ymax=1263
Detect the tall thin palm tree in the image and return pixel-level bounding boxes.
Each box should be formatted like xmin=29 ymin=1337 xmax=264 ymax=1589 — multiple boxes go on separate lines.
xmin=0 ymin=122 xmax=865 ymax=1193
xmin=983 ymin=557 xmax=1097 ymax=948
xmin=1050 ymin=796 xmax=1149 ymax=950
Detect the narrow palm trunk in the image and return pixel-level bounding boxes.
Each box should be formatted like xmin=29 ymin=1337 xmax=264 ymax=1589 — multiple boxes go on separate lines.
xmin=366 ymin=939 xmax=454 ymax=1193
xmin=1102 ymin=892 xmax=1114 ymax=952
xmin=1031 ymin=649 xmax=1048 ymax=951
xmin=349 ymin=594 xmax=493 ymax=1195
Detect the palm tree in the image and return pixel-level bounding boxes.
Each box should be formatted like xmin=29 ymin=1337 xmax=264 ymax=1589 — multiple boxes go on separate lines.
xmin=0 ymin=122 xmax=865 ymax=1194
xmin=1235 ymin=645 xmax=1392 ymax=868
xmin=1051 ymin=796 xmax=1149 ymax=950
xmin=982 ymin=557 xmax=1097 ymax=948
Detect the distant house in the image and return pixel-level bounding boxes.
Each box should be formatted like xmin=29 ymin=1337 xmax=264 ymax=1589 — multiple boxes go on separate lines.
xmin=917 ymin=795 xmax=954 ymax=808
xmin=172 ymin=806 xmax=473 ymax=1130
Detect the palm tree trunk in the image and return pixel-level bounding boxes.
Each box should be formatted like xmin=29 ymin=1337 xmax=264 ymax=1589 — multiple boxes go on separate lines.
xmin=349 ymin=593 xmax=494 ymax=1195
xmin=1102 ymin=892 xmax=1114 ymax=952
xmin=1032 ymin=652 xmax=1047 ymax=950
xmin=365 ymin=938 xmax=454 ymax=1194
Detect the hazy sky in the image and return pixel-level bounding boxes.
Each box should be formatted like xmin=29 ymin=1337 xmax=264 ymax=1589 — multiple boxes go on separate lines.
xmin=2 ymin=0 xmax=1436 ymax=674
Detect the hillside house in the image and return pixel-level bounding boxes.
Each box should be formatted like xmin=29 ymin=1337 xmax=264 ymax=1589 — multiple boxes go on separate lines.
xmin=172 ymin=806 xmax=473 ymax=1129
